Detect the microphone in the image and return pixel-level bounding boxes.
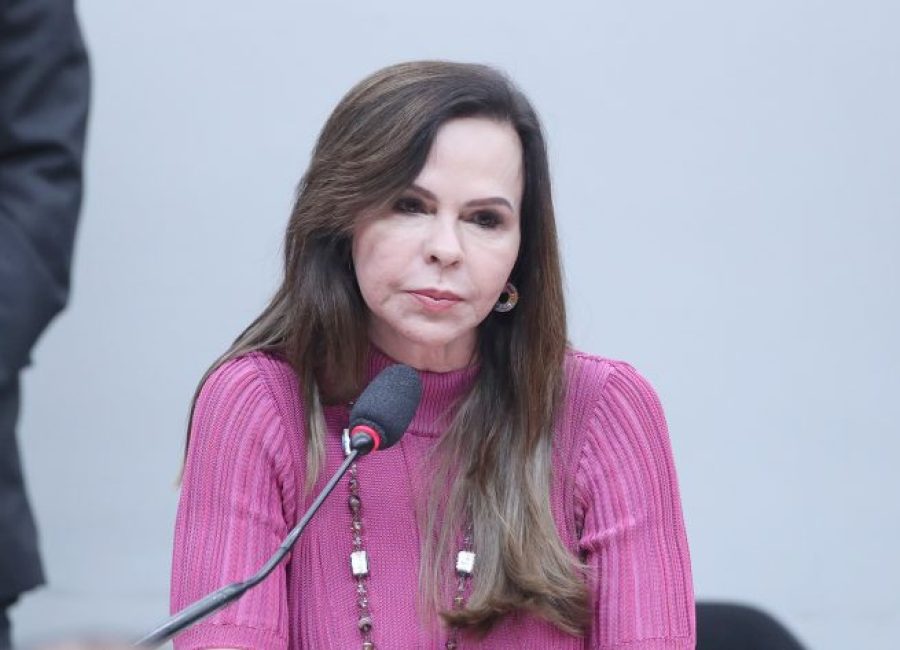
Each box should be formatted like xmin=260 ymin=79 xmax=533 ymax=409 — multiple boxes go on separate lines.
xmin=349 ymin=363 xmax=422 ymax=453
xmin=134 ymin=363 xmax=422 ymax=648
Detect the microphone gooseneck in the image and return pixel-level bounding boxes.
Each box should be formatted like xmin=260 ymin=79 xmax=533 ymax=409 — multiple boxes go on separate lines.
xmin=134 ymin=363 xmax=422 ymax=647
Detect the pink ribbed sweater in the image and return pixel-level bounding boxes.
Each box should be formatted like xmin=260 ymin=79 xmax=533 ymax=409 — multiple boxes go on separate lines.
xmin=170 ymin=348 xmax=695 ymax=649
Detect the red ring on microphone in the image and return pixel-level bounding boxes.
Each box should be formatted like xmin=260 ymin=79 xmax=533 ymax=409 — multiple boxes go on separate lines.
xmin=350 ymin=424 xmax=382 ymax=452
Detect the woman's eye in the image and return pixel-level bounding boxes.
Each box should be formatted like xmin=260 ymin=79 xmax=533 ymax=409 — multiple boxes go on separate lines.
xmin=470 ymin=211 xmax=502 ymax=228
xmin=394 ymin=196 xmax=425 ymax=214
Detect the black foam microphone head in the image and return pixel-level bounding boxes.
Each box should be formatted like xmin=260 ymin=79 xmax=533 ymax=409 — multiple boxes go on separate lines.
xmin=349 ymin=364 xmax=422 ymax=452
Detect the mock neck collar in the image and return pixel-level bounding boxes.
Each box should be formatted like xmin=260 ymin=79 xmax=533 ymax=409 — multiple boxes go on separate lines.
xmin=365 ymin=345 xmax=479 ymax=437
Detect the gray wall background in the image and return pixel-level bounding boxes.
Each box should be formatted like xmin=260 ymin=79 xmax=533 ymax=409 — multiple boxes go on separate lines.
xmin=9 ymin=1 xmax=899 ymax=648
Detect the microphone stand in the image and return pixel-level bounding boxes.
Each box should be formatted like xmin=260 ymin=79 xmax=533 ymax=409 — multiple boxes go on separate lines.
xmin=134 ymin=448 xmax=360 ymax=648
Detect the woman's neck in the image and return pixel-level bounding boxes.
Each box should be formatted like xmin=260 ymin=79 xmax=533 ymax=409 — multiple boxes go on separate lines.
xmin=366 ymin=328 xmax=477 ymax=372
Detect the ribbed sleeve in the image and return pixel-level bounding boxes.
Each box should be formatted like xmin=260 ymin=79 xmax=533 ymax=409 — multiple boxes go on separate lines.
xmin=170 ymin=354 xmax=294 ymax=650
xmin=575 ymin=361 xmax=695 ymax=650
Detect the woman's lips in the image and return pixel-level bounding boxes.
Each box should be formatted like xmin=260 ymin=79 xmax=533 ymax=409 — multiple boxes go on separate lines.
xmin=407 ymin=289 xmax=462 ymax=312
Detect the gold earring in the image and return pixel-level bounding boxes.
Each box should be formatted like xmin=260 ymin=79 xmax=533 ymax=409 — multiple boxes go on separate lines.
xmin=493 ymin=282 xmax=519 ymax=313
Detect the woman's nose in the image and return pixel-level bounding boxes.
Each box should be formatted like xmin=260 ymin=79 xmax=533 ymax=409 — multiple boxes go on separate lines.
xmin=423 ymin=215 xmax=463 ymax=267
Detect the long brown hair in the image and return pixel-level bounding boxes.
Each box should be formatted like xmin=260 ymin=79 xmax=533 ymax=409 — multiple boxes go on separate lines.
xmin=183 ymin=60 xmax=589 ymax=636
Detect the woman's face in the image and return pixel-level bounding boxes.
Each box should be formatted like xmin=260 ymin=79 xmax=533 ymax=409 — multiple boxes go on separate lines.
xmin=352 ymin=117 xmax=523 ymax=371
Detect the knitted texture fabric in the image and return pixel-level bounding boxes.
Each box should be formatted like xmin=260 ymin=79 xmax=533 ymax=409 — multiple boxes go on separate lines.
xmin=170 ymin=348 xmax=695 ymax=649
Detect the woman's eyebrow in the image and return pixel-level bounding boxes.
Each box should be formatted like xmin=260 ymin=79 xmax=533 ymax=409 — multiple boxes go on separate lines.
xmin=408 ymin=183 xmax=514 ymax=212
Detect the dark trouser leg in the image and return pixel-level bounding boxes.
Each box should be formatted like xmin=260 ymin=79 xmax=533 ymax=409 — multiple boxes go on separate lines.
xmin=0 ymin=376 xmax=45 ymax=644
xmin=0 ymin=595 xmax=17 ymax=650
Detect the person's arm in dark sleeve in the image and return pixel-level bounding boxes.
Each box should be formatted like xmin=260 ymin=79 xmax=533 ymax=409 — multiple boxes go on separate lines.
xmin=0 ymin=0 xmax=90 ymax=385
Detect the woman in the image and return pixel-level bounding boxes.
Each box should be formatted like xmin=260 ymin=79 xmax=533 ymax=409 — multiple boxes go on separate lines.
xmin=170 ymin=61 xmax=695 ymax=649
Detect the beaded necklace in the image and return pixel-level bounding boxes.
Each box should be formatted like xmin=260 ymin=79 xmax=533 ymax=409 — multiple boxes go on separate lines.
xmin=342 ymin=428 xmax=475 ymax=650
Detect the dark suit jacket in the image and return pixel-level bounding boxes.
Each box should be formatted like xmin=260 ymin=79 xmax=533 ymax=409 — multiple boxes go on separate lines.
xmin=0 ymin=0 xmax=90 ymax=599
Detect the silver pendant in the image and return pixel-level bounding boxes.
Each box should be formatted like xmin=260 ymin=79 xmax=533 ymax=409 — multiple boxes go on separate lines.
xmin=351 ymin=550 xmax=369 ymax=577
xmin=455 ymin=550 xmax=476 ymax=575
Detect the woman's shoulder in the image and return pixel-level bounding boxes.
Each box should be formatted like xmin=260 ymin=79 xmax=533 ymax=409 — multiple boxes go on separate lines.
xmin=187 ymin=350 xmax=305 ymax=500
xmin=563 ymin=350 xmax=682 ymax=535
xmin=200 ymin=349 xmax=299 ymax=405
xmin=192 ymin=350 xmax=304 ymax=447
xmin=206 ymin=348 xmax=296 ymax=382
xmin=562 ymin=347 xmax=669 ymax=452
xmin=563 ymin=347 xmax=660 ymax=399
